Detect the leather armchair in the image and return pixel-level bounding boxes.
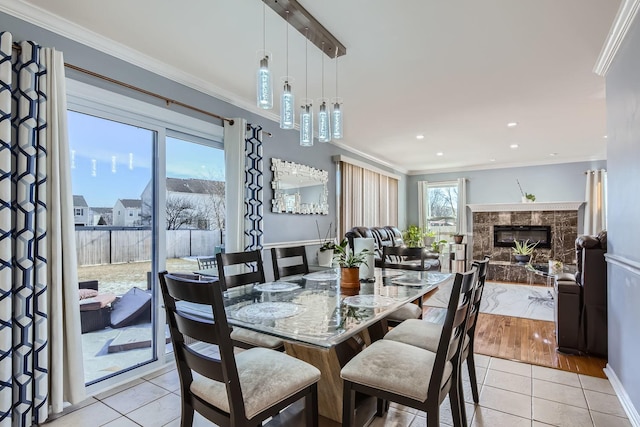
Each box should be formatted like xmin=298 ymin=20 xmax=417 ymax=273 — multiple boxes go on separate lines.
xmin=553 ymin=230 xmax=607 ymax=356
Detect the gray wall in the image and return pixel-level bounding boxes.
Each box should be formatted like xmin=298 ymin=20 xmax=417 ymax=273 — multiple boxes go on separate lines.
xmin=1 ymin=11 xmax=406 ymax=245
xmin=604 ymin=15 xmax=640 ymax=416
xmin=406 ymin=160 xmax=607 ymax=228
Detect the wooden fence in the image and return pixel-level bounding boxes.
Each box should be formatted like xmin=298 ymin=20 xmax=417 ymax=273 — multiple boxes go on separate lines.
xmin=75 ymin=227 xmax=222 ymax=266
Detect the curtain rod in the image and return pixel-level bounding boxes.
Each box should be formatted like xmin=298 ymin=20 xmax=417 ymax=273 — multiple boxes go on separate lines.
xmin=12 ymin=42 xmax=234 ymax=126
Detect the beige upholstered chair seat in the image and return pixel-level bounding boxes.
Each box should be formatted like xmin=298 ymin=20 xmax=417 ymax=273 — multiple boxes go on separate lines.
xmin=191 ymin=347 xmax=320 ymax=419
xmin=385 ymin=302 xmax=422 ymax=322
xmin=231 ymin=327 xmax=284 ymax=349
xmin=340 ymin=339 xmax=452 ymax=402
xmin=384 ymin=319 xmax=470 ymax=355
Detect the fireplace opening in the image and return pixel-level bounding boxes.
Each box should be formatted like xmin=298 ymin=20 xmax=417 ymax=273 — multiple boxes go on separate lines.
xmin=493 ymin=225 xmax=551 ymax=249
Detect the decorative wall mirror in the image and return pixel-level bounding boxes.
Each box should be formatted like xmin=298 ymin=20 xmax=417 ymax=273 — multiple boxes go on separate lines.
xmin=271 ymin=158 xmax=329 ymax=214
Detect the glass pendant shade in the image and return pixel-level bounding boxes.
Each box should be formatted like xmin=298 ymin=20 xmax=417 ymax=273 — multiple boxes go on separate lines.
xmin=256 ymin=53 xmax=273 ymax=109
xmin=280 ymin=78 xmax=295 ymax=129
xmin=318 ymin=100 xmax=331 ymax=142
xmin=300 ymin=100 xmax=313 ymax=147
xmin=332 ymin=99 xmax=343 ymax=139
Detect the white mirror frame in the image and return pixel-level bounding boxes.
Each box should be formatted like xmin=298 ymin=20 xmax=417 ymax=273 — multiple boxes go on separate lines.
xmin=271 ymin=158 xmax=329 ymax=215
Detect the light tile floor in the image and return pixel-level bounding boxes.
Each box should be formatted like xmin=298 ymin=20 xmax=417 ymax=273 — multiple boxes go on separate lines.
xmin=43 ymin=354 xmax=632 ymax=427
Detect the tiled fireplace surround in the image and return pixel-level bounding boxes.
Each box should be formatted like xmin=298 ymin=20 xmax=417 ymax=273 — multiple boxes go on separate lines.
xmin=470 ymin=203 xmax=582 ymax=284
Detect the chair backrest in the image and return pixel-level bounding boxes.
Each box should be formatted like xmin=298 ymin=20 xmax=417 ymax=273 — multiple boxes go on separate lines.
xmin=382 ymin=245 xmax=425 ymax=269
xmin=197 ymin=256 xmax=217 ymax=270
xmin=271 ymin=246 xmax=310 ymax=280
xmin=158 ymin=272 xmax=246 ymax=419
xmin=467 ymin=257 xmax=491 ymax=336
xmin=428 ymin=268 xmax=477 ymax=400
xmin=216 ymin=250 xmax=266 ymax=290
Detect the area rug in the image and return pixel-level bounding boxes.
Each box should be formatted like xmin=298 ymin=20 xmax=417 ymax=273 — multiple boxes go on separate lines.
xmin=425 ymin=281 xmax=554 ymax=322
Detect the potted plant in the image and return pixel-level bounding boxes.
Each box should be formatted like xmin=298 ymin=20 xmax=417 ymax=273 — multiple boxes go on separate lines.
xmin=333 ymin=239 xmax=370 ymax=290
xmin=316 ymin=221 xmax=336 ymax=267
xmin=513 ymin=239 xmax=538 ymax=264
xmin=430 ymin=239 xmax=448 ymax=253
xmin=402 ymin=225 xmax=426 ymax=248
xmin=517 ymin=179 xmax=536 ymax=203
xmin=424 ymin=229 xmax=436 ymax=247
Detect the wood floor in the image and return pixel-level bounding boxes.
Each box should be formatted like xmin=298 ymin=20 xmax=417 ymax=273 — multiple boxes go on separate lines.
xmin=423 ymin=307 xmax=608 ymax=378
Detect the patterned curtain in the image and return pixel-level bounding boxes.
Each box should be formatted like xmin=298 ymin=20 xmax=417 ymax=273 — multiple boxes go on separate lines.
xmin=244 ymin=125 xmax=263 ymax=251
xmin=0 ymin=33 xmax=85 ymax=427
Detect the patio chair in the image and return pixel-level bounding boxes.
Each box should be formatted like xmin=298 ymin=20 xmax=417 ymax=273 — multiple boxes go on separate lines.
xmin=158 ymin=272 xmax=320 ymax=427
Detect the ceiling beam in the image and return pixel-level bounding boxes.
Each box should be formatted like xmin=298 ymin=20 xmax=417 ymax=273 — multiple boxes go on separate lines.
xmin=263 ymin=0 xmax=347 ymax=57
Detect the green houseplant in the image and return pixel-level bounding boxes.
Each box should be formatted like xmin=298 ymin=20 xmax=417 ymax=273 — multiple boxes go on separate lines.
xmin=512 ymin=239 xmax=538 ymax=264
xmin=402 ymin=225 xmax=426 ymax=247
xmin=333 ymin=239 xmax=370 ymax=290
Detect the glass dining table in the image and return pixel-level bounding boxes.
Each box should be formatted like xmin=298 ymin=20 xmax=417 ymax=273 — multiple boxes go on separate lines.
xmin=179 ymin=267 xmax=453 ymax=423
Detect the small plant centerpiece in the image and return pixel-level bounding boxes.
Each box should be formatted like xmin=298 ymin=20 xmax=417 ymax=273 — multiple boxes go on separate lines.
xmin=333 ymin=238 xmax=370 ymax=290
xmin=402 ymin=225 xmax=426 ymax=248
xmin=316 ymin=221 xmax=336 ymax=267
xmin=513 ymin=239 xmax=538 ymax=264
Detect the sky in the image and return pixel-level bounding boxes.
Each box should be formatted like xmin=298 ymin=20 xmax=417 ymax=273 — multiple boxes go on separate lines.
xmin=68 ymin=111 xmax=225 ymax=208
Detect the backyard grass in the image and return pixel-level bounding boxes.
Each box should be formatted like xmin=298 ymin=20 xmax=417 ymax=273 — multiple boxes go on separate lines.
xmin=78 ymin=258 xmax=200 ymax=295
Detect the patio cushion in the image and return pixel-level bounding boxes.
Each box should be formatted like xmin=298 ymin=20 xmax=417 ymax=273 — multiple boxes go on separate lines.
xmin=110 ymin=287 xmax=151 ymax=328
xmin=79 ymin=288 xmax=99 ymax=300
xmin=79 ymin=293 xmax=116 ymax=311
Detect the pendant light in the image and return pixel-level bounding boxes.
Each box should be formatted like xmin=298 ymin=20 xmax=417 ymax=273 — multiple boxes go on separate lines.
xmin=280 ymin=10 xmax=294 ymax=129
xmin=317 ymin=42 xmax=331 ymax=143
xmin=332 ymin=48 xmax=343 ymax=139
xmin=257 ymin=2 xmax=273 ymax=109
xmin=300 ymin=28 xmax=313 ymax=147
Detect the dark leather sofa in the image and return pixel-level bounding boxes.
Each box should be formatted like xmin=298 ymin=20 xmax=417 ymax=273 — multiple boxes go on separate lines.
xmin=344 ymin=226 xmax=440 ymax=270
xmin=554 ymin=230 xmax=607 ymax=356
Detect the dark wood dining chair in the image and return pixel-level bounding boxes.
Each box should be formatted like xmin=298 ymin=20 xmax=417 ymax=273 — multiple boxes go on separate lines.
xmin=383 ymin=258 xmax=490 ymax=425
xmin=340 ymin=269 xmax=476 ymax=427
xmin=382 ymin=246 xmax=425 ymax=327
xmin=197 ymin=256 xmax=217 ymax=270
xmin=216 ymin=250 xmax=284 ymax=350
xmin=271 ymin=246 xmax=310 ymax=280
xmin=158 ymin=272 xmax=320 ymax=427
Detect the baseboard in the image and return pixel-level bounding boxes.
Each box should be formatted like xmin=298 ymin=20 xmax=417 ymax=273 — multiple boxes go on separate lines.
xmin=604 ymin=364 xmax=640 ymax=427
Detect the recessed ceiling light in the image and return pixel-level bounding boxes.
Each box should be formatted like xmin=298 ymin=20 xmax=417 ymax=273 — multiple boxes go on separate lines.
xmin=416 ymin=134 xmax=425 ymax=140
xmin=436 ymin=152 xmax=444 ymax=156
xmin=507 ymin=122 xmax=518 ymax=128
xmin=510 ymin=144 xmax=519 ymax=149
xmin=550 ymin=153 xmax=558 ymax=156
xmin=490 ymin=158 xmax=496 ymax=162
xmin=603 ymin=135 xmax=608 ymax=139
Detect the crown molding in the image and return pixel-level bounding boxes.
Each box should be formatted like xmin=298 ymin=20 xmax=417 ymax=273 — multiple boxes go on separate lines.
xmin=0 ymin=0 xmax=281 ymax=123
xmin=467 ymin=201 xmax=585 ymax=212
xmin=594 ymin=0 xmax=640 ymax=76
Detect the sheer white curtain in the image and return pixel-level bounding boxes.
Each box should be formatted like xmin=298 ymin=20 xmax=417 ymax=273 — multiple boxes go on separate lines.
xmin=457 ymin=178 xmax=468 ymax=236
xmin=584 ymin=169 xmax=607 ymax=235
xmin=339 ymin=161 xmax=398 ymax=237
xmin=417 ymin=181 xmax=428 ymax=230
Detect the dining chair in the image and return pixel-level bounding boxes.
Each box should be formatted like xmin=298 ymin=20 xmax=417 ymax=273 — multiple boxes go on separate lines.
xmin=158 ymin=272 xmax=320 ymax=427
xmin=381 ymin=246 xmax=425 ymax=327
xmin=341 ymin=269 xmax=476 ymax=427
xmin=216 ymin=250 xmax=285 ymax=350
xmin=383 ymin=257 xmax=490 ymax=424
xmin=197 ymin=256 xmax=217 ymax=270
xmin=271 ymin=246 xmax=309 ymax=280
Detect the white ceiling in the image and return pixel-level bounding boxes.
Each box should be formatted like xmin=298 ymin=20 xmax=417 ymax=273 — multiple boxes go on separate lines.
xmin=8 ymin=0 xmax=620 ymax=173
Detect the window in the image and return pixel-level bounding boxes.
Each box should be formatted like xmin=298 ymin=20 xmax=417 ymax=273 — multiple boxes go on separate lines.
xmin=75 ymin=208 xmax=83 ymax=216
xmin=419 ymin=180 xmax=460 ymax=241
xmin=66 ymin=79 xmax=224 ymax=391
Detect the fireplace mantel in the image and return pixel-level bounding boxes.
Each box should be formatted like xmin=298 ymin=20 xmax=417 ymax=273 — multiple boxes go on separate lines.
xmin=467 ymin=201 xmax=584 ymax=212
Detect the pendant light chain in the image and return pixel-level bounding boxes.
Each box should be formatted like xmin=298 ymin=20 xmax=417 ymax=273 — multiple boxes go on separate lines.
xmin=321 ymin=42 xmax=325 ymax=99
xmin=305 ymin=28 xmax=308 ymax=100
xmin=285 ymin=11 xmax=289 ymax=78
xmin=263 ymin=2 xmax=266 ymax=53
